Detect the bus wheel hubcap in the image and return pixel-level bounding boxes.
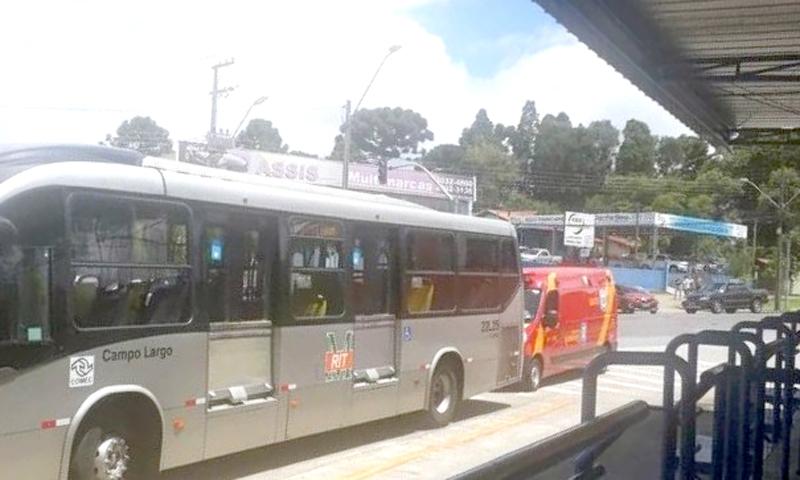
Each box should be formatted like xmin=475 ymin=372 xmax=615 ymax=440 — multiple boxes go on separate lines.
xmin=94 ymin=436 xmax=130 ymax=480
xmin=433 ymin=374 xmax=453 ymax=414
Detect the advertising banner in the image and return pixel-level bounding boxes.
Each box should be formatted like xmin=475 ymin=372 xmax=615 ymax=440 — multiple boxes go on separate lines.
xmin=177 ymin=143 xmax=475 ymax=201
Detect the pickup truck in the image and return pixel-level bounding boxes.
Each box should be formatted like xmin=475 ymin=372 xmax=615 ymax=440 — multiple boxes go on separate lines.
xmin=520 ymin=247 xmax=562 ymax=267
xmin=642 ymin=254 xmax=690 ymax=273
xmin=682 ymin=281 xmax=768 ymax=314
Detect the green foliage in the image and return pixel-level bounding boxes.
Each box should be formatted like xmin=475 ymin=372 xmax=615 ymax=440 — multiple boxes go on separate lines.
xmin=331 ymin=107 xmax=433 ymax=162
xmin=511 ymin=100 xmax=539 ymax=163
xmin=462 ymin=141 xmax=523 ymax=209
xmin=421 ymin=144 xmax=465 ymax=171
xmin=236 ymin=118 xmax=288 ymax=153
xmin=501 ymin=192 xmax=561 ymax=213
xmin=459 ymin=108 xmax=516 ymax=153
xmin=616 ymin=119 xmax=656 ymax=175
xmin=107 ymin=116 xmax=172 ymax=156
xmin=528 ymin=113 xmax=619 ymax=208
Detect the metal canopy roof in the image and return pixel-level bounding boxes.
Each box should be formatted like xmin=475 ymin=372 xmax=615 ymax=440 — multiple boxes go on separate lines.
xmin=534 ymin=0 xmax=800 ymax=145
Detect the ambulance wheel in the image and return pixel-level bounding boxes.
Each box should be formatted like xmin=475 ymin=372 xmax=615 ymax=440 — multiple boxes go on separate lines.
xmin=522 ymin=357 xmax=543 ymax=392
xmin=426 ymin=361 xmax=460 ymax=427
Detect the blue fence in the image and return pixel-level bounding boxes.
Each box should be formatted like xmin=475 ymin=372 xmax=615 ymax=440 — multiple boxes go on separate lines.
xmin=610 ymin=267 xmax=667 ymax=292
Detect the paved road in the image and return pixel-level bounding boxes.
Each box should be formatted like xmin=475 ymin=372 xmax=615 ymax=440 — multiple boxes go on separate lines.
xmin=164 ymin=310 xmax=765 ymax=480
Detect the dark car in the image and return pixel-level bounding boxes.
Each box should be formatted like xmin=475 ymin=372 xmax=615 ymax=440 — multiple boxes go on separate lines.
xmin=617 ymin=284 xmax=658 ymax=314
xmin=682 ymin=281 xmax=768 ymax=314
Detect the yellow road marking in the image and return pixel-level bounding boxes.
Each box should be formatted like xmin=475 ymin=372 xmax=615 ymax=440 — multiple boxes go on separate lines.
xmin=338 ymin=398 xmax=573 ymax=480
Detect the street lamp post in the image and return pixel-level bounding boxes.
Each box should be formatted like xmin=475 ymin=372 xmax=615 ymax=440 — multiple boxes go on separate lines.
xmin=342 ymin=45 xmax=402 ymax=189
xmin=232 ymin=96 xmax=269 ymax=147
xmin=389 ymin=160 xmax=455 ymax=212
xmin=740 ymin=177 xmax=800 ymax=311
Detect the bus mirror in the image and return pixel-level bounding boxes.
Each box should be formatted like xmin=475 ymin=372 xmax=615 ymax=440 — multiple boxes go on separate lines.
xmin=543 ymin=310 xmax=558 ymax=328
xmin=0 ymin=217 xmax=18 ymax=244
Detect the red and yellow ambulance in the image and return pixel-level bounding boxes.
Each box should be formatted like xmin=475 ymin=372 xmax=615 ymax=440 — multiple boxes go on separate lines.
xmin=521 ymin=266 xmax=618 ymax=391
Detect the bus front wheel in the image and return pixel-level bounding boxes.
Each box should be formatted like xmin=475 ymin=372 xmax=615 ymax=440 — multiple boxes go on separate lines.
xmin=426 ymin=362 xmax=460 ymax=427
xmin=69 ymin=414 xmax=157 ymax=480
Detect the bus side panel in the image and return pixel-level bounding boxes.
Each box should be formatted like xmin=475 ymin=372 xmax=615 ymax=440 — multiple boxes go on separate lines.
xmin=396 ymin=310 xmax=513 ymax=415
xmin=0 ymin=428 xmax=65 ymax=480
xmin=0 ymin=332 xmax=208 ymax=477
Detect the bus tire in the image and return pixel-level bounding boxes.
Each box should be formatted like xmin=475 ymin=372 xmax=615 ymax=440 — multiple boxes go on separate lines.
xmin=69 ymin=402 xmax=159 ymax=480
xmin=521 ymin=356 xmax=543 ymax=392
xmin=426 ymin=361 xmax=460 ymax=427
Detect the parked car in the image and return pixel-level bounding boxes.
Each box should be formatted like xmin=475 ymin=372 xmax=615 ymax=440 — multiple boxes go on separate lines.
xmin=520 ymin=247 xmax=562 ymax=267
xmin=642 ymin=253 xmax=689 ymax=273
xmin=617 ymin=284 xmax=658 ymax=314
xmin=681 ymin=281 xmax=768 ymax=314
xmin=520 ymin=266 xmax=618 ymax=391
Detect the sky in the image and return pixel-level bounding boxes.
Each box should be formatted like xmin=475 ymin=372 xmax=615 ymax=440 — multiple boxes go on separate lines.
xmin=0 ymin=0 xmax=691 ymax=156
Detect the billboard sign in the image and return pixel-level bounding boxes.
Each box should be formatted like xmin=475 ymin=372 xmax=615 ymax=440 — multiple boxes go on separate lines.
xmin=564 ymin=211 xmax=596 ymax=248
xmin=176 ymin=144 xmax=476 ymax=201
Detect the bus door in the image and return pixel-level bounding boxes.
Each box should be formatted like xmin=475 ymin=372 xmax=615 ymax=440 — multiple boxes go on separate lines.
xmin=281 ymin=217 xmax=353 ymax=439
xmin=201 ymin=213 xmax=280 ymax=459
xmin=348 ymin=225 xmax=399 ymax=424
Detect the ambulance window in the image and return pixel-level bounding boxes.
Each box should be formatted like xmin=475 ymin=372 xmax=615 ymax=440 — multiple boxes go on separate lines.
xmin=544 ymin=290 xmax=558 ymax=314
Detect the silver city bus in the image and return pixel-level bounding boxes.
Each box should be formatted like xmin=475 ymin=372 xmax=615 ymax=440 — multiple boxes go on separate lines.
xmin=0 ymin=145 xmax=523 ymax=480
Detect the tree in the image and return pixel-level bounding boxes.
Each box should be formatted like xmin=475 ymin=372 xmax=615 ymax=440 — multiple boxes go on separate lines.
xmin=462 ymin=141 xmax=521 ymax=209
xmin=421 ymin=144 xmax=465 ymax=171
xmin=459 ymin=108 xmax=516 ymax=153
xmin=236 ymin=118 xmax=288 ymax=153
xmin=526 ymin=113 xmax=618 ymax=208
xmin=677 ymin=135 xmax=711 ymax=179
xmin=511 ymin=100 xmax=539 ymax=163
xmin=288 ymin=150 xmax=318 ymax=158
xmin=106 ymin=116 xmax=172 ymax=156
xmin=656 ymin=136 xmax=683 ymax=176
xmin=616 ymin=119 xmax=657 ymax=175
xmin=459 ymin=109 xmax=495 ymax=148
xmin=330 ymin=107 xmax=433 ymax=162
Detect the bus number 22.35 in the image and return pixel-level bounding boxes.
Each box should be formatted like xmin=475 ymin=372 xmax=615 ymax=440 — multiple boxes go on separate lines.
xmin=480 ymin=320 xmax=500 ymax=334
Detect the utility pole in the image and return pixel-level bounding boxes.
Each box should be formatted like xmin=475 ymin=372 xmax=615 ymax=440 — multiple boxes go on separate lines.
xmin=209 ymin=59 xmax=235 ymax=140
xmin=341 ymin=45 xmax=401 ymax=189
xmin=777 ymin=177 xmax=786 ymax=311
xmin=752 ymin=218 xmax=758 ymax=284
xmin=343 ymin=100 xmax=352 ymax=189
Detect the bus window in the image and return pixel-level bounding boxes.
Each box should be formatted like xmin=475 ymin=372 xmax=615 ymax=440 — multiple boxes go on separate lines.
xmin=289 ymin=217 xmax=345 ymax=319
xmin=458 ymin=236 xmax=500 ymax=311
xmin=404 ymin=230 xmax=455 ymax=314
xmin=201 ymin=215 xmax=276 ymax=323
xmin=352 ymin=225 xmax=394 ymax=316
xmin=499 ymin=239 xmax=519 ymax=273
xmin=69 ymin=194 xmax=191 ymax=328
xmin=497 ymin=238 xmax=521 ymax=306
xmin=0 ymin=189 xmax=62 ymax=345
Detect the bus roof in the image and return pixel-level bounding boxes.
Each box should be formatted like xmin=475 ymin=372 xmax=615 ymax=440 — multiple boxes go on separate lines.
xmin=0 ymin=144 xmax=515 ymax=237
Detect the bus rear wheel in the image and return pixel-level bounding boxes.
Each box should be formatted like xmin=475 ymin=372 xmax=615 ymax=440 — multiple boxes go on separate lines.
xmin=69 ymin=416 xmax=156 ymax=480
xmin=426 ymin=362 xmax=460 ymax=427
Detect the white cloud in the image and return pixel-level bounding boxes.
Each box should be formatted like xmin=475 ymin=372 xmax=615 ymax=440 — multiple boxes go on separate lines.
xmin=0 ymin=0 xmax=690 ymax=156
